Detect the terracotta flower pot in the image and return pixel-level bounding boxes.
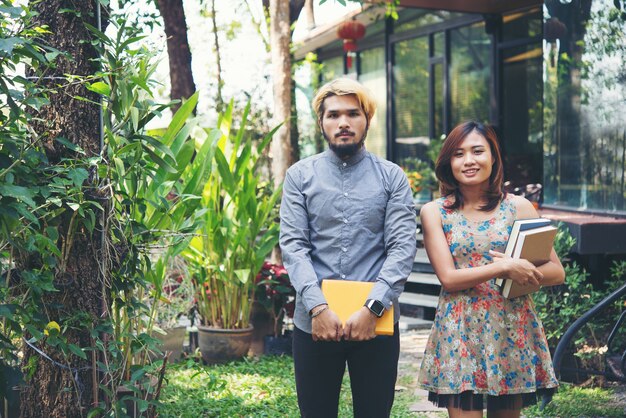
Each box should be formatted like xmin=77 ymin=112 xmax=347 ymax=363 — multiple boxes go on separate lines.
xmin=197 ymin=325 xmax=254 ymax=364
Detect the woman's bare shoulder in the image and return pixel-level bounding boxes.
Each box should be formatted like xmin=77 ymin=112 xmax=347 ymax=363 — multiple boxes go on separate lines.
xmin=509 ymin=194 xmax=539 ymax=218
xmin=419 ymin=200 xmax=442 ymax=221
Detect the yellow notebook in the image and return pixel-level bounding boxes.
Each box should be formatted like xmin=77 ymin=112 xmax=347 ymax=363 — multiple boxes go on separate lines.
xmin=321 ymin=279 xmax=394 ymax=336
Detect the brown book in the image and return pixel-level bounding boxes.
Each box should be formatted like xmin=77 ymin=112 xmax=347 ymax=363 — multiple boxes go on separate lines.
xmin=501 ymin=225 xmax=558 ymax=299
xmin=321 ymin=279 xmax=394 ymax=336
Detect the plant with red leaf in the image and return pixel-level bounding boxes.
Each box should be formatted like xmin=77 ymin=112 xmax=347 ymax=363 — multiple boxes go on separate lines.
xmin=255 ymin=262 xmax=295 ymax=337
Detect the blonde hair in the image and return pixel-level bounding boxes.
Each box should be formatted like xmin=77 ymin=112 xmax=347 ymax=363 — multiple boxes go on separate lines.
xmin=312 ymin=78 xmax=377 ymax=123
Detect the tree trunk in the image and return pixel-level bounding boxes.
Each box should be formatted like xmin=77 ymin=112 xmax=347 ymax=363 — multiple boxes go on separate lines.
xmin=21 ymin=2 xmax=104 ymax=417
xmin=269 ymin=0 xmax=293 ymax=188
xmin=211 ymin=0 xmax=225 ymax=114
xmin=156 ymin=0 xmax=196 ymax=113
xmin=290 ymin=76 xmax=300 ymax=163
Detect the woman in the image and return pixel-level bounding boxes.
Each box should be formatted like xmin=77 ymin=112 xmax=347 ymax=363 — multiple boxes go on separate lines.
xmin=418 ymin=121 xmax=565 ymax=418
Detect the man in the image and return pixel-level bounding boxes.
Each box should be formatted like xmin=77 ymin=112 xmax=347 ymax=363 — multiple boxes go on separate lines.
xmin=279 ymin=78 xmax=417 ymax=417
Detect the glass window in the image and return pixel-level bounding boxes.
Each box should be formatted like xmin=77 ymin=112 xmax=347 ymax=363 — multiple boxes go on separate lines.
xmin=543 ymin=0 xmax=626 ymax=213
xmin=501 ymin=43 xmax=543 ymax=188
xmin=502 ymin=7 xmax=542 ymax=42
xmin=320 ymin=55 xmax=344 ymax=82
xmin=359 ymin=47 xmax=387 ymax=158
xmin=433 ymin=32 xmax=444 ymax=57
xmin=294 ymin=62 xmax=320 ymax=159
xmin=393 ymin=36 xmax=429 ymax=163
xmin=449 ymin=22 xmax=490 ymax=126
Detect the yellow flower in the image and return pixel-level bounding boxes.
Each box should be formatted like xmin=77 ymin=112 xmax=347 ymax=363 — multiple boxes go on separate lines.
xmin=44 ymin=321 xmax=61 ymax=336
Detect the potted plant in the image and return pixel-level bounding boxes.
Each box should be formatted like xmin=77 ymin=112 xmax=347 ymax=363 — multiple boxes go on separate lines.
xmin=181 ymin=103 xmax=282 ymax=364
xmin=255 ymin=262 xmax=296 ymax=355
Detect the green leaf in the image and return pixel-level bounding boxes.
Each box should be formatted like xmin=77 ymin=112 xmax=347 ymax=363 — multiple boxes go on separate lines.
xmin=257 ymin=122 xmax=282 ymax=156
xmin=144 ymin=147 xmax=177 ymax=174
xmin=14 ymin=203 xmax=40 ymax=225
xmin=68 ymin=168 xmax=89 ymax=187
xmin=234 ymin=269 xmax=250 ymax=285
xmin=136 ymin=134 xmax=176 ymax=163
xmin=53 ymin=136 xmax=85 ymax=154
xmin=131 ymin=368 xmax=146 ymax=382
xmin=87 ymin=408 xmax=105 ymax=418
xmin=86 ymin=81 xmax=111 ymax=96
xmin=0 ymin=6 xmax=24 ymax=18
xmin=0 ymin=37 xmax=23 ymax=54
xmin=162 ymin=92 xmax=198 ymax=146
xmin=214 ymin=148 xmax=235 ymax=193
xmin=137 ymin=399 xmax=149 ymax=412
xmin=113 ymin=157 xmax=125 ymax=178
xmin=0 ymin=185 xmax=36 ymax=207
xmin=232 ymin=101 xmax=250 ymax=163
xmin=169 ymin=124 xmax=192 ymax=156
xmin=68 ymin=344 xmax=87 ymax=360
xmin=67 ymin=202 xmax=80 ymax=211
xmin=83 ymin=22 xmax=110 ymax=45
xmin=0 ymin=304 xmax=18 ymax=321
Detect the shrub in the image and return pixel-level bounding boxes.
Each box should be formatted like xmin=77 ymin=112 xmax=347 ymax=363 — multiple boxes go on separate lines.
xmin=534 ymin=224 xmax=626 ymax=371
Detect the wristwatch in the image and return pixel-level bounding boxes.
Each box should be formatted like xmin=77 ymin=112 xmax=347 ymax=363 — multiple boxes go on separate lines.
xmin=364 ymin=299 xmax=385 ymax=318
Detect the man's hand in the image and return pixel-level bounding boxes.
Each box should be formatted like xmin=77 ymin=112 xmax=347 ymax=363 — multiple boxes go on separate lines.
xmin=344 ymin=307 xmax=378 ymax=341
xmin=311 ymin=306 xmax=343 ymax=342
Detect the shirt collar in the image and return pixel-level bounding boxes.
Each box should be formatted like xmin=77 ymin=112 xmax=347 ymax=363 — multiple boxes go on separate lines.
xmin=324 ymin=146 xmax=367 ymax=168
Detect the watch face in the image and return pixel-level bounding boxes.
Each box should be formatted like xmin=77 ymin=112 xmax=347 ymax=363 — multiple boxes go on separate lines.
xmin=367 ymin=299 xmax=384 ymax=317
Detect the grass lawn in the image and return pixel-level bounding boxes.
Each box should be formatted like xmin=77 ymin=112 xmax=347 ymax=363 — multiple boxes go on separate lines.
xmin=523 ymin=382 xmax=626 ymax=418
xmin=159 ymin=355 xmax=626 ymax=417
xmin=159 ymin=355 xmax=417 ymax=417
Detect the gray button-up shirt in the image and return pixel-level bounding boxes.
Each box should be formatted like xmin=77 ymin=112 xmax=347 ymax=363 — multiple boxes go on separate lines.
xmin=280 ymin=147 xmax=417 ymax=333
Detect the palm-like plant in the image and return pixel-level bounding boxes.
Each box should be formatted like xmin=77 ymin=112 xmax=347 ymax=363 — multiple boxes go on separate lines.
xmin=181 ymin=102 xmax=281 ymax=329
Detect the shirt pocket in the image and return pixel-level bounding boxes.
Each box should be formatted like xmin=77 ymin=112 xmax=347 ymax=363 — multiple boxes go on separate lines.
xmin=357 ymin=192 xmax=387 ymax=233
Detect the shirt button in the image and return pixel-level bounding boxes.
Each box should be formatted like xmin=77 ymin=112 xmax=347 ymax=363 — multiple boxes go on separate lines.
xmin=343 ymin=219 xmax=348 ymax=224
xmin=342 ymin=247 xmax=347 ymax=252
xmin=341 ymin=274 xmax=346 ymax=279
xmin=342 ymin=162 xmax=347 ymax=167
xmin=344 ymin=192 xmax=348 ymax=197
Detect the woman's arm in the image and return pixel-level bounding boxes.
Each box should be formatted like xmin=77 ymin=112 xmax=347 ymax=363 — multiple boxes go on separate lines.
xmin=510 ymin=196 xmax=565 ymax=287
xmin=421 ymin=201 xmax=543 ymax=292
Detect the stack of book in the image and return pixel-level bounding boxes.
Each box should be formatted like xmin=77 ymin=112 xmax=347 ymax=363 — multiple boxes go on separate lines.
xmin=495 ymin=218 xmax=557 ymax=299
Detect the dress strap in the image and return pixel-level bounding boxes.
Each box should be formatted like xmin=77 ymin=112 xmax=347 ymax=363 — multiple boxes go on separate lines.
xmin=501 ymin=193 xmax=517 ymax=219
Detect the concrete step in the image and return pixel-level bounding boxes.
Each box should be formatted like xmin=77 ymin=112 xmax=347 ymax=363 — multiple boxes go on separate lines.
xmin=399 ymin=292 xmax=439 ymax=309
xmin=398 ymin=316 xmax=433 ymax=331
xmin=407 ymin=271 xmax=440 ymax=286
xmin=414 ymin=247 xmax=430 ymax=264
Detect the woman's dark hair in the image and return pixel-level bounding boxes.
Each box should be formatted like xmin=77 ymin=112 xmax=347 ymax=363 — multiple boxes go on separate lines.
xmin=435 ymin=121 xmax=505 ymax=212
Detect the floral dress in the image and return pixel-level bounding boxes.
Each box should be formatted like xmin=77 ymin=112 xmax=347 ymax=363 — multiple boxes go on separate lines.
xmin=418 ymin=195 xmax=558 ymax=397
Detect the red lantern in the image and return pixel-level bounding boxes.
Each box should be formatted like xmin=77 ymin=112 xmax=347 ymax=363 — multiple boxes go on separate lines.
xmin=337 ymin=19 xmax=366 ymax=70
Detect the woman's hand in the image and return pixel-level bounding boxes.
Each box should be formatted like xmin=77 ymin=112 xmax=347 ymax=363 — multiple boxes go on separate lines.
xmin=490 ymin=250 xmax=543 ymax=287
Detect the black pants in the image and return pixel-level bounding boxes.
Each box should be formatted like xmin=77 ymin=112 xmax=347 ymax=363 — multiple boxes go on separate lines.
xmin=292 ymin=324 xmax=400 ymax=418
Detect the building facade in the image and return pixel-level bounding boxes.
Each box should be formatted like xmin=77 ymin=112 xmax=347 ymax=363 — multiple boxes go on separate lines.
xmin=294 ymin=0 xmax=626 ymax=265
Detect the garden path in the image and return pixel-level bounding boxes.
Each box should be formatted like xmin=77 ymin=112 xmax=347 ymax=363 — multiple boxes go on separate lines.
xmin=397 ymin=328 xmax=446 ymax=416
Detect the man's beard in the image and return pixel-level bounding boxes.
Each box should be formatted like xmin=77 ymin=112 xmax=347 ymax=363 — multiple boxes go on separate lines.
xmin=323 ymin=130 xmax=367 ymax=159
